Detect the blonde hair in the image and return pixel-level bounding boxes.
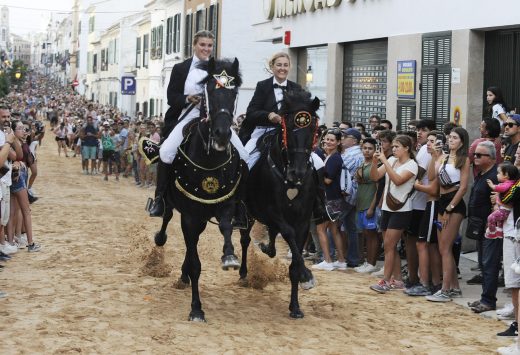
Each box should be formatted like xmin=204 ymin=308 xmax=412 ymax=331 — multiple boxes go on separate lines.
xmin=268 ymin=52 xmax=290 ymax=69
xmin=193 ymin=30 xmax=215 ymax=46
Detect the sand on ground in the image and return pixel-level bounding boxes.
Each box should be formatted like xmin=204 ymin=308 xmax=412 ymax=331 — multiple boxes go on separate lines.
xmin=0 ymin=133 xmax=510 ymax=354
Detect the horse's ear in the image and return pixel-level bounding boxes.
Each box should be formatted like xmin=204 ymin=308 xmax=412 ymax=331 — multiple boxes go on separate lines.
xmin=232 ymin=57 xmax=239 ymax=73
xmin=208 ymin=57 xmax=216 ymax=73
xmin=311 ymin=97 xmax=320 ymax=112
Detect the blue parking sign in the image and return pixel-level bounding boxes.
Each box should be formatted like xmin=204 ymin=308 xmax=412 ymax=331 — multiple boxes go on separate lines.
xmin=121 ymin=76 xmax=136 ymax=95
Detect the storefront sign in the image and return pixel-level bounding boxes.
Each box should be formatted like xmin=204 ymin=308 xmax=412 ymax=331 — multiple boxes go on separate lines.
xmin=397 ymin=60 xmax=416 ymax=99
xmin=264 ymin=0 xmax=345 ymax=20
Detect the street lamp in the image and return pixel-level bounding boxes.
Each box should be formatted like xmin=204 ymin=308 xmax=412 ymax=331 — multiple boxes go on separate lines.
xmin=306 ymin=65 xmax=313 ymax=84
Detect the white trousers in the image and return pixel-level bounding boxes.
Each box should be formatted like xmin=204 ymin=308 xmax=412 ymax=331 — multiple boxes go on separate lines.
xmin=159 ymin=116 xmax=249 ymax=164
xmin=245 ymin=127 xmax=324 ymax=170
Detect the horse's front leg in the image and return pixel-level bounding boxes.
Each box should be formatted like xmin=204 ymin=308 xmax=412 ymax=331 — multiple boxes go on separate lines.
xmin=238 ymin=223 xmax=253 ymax=282
xmin=181 ymin=215 xmax=207 ymax=322
xmin=154 ymin=207 xmax=173 ymax=246
xmin=260 ymin=227 xmax=279 ymax=258
xmin=218 ymin=203 xmax=240 ymax=271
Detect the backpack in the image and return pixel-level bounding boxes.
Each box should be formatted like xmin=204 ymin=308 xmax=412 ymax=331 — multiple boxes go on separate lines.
xmin=341 ymin=163 xmax=357 ymax=206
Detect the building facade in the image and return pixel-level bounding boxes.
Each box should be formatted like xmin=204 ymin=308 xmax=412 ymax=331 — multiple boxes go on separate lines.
xmin=247 ymin=0 xmax=520 ymax=138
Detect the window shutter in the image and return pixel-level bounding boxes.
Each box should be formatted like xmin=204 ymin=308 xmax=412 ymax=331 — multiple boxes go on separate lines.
xmin=435 ymin=66 xmax=451 ymax=127
xmin=422 ymin=38 xmax=436 ymax=66
xmin=397 ymin=100 xmax=417 ymax=131
xmin=436 ymin=37 xmax=451 ymax=65
xmin=158 ymin=25 xmax=163 ymax=58
xmin=419 ymin=67 xmax=436 ymax=120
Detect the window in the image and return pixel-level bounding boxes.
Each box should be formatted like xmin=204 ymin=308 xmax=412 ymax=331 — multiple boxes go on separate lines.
xmin=143 ymin=101 xmax=148 ymax=117
xmin=136 ymin=37 xmax=141 ymax=68
xmin=88 ymin=16 xmax=95 ymax=33
xmin=143 ymin=34 xmax=149 ymax=67
xmin=114 ymin=39 xmax=118 ymax=64
xmin=93 ymin=53 xmax=97 ymax=73
xmin=185 ymin=13 xmax=193 ymax=57
xmin=173 ymin=14 xmax=181 ymax=53
xmin=166 ymin=17 xmax=173 ymax=54
xmin=207 ymin=4 xmax=218 ymax=56
xmin=100 ymin=48 xmax=107 ymax=71
xmin=195 ymin=9 xmax=205 ymax=32
xmin=151 ymin=28 xmax=156 ymax=59
xmin=75 ymin=50 xmax=79 ymax=68
xmin=150 ymin=98 xmax=154 ymax=117
xmin=157 ymin=25 xmax=163 ymax=59
xmin=419 ymin=32 xmax=452 ymax=129
xmin=136 ymin=102 xmax=140 ymax=115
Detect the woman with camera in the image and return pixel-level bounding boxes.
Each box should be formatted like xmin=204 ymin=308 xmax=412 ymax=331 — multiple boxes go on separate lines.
xmin=369 ymin=135 xmax=418 ymax=293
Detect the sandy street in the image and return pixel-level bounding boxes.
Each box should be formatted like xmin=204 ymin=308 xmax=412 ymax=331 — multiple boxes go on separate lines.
xmin=0 ymin=133 xmax=510 ymax=354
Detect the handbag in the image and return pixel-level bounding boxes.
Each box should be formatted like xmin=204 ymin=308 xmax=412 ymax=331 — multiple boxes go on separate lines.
xmin=325 ymin=198 xmax=348 ymax=222
xmin=385 ymin=160 xmax=414 ymax=211
xmin=465 ymin=215 xmax=485 ymax=240
xmin=360 ymin=209 xmax=377 ymax=230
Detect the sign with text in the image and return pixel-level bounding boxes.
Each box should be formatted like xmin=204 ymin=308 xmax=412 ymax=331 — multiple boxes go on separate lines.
xmin=397 ymin=60 xmax=416 ymax=99
xmin=121 ymin=76 xmax=136 ymax=95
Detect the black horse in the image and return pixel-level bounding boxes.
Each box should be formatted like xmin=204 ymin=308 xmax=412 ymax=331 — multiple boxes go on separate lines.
xmin=239 ymin=89 xmax=321 ymax=318
xmin=154 ymin=58 xmax=243 ymax=322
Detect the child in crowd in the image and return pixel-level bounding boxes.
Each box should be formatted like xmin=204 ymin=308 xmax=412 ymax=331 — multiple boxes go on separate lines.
xmin=486 ymin=162 xmax=519 ymax=238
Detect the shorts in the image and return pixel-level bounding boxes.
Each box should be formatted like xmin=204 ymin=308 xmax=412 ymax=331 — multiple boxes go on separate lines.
xmin=407 ymin=209 xmax=425 ymax=236
xmin=55 ymin=136 xmax=66 ymax=142
xmin=380 ymin=210 xmax=413 ymax=231
xmin=418 ymin=201 xmax=439 ymax=243
xmin=10 ymin=167 xmax=27 ymax=193
xmin=102 ymin=150 xmax=114 ymax=162
xmin=82 ymin=145 xmax=97 ymax=160
xmin=503 ymin=237 xmax=520 ymax=289
xmin=1 ymin=180 xmax=10 ymax=226
xmin=438 ymin=190 xmax=466 ymax=217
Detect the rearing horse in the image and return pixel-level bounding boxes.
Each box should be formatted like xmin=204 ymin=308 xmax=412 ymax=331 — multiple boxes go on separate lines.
xmin=154 ymin=58 xmax=243 ymax=322
xmin=239 ymin=89 xmax=320 ymax=318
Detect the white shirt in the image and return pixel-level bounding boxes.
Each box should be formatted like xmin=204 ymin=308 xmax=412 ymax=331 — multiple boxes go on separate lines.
xmin=0 ymin=131 xmax=12 ymax=186
xmin=411 ymin=144 xmax=431 ymax=210
xmin=273 ymin=78 xmax=288 ymax=110
xmin=382 ymin=157 xmax=418 ymax=212
xmin=180 ymin=55 xmax=208 ymax=122
xmin=492 ymin=103 xmax=506 ymax=127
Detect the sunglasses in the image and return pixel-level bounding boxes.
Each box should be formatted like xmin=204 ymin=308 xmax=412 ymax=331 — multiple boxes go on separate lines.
xmin=505 ymin=122 xmax=518 ymax=128
xmin=473 ymin=153 xmax=490 ymax=158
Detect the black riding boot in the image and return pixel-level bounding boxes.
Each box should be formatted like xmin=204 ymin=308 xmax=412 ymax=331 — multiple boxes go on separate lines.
xmin=232 ymin=161 xmax=249 ymax=229
xmin=148 ymin=160 xmax=171 ymax=217
xmin=312 ymin=167 xmax=327 ymax=221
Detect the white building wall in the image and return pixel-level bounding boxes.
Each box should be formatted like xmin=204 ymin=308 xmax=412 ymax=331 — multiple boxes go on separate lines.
xmin=221 ymin=0 xmax=284 ymax=116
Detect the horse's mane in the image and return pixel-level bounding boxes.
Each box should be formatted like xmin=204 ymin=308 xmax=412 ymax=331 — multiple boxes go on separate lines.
xmin=279 ymin=89 xmax=314 ymax=115
xmin=197 ymin=58 xmax=243 ymax=87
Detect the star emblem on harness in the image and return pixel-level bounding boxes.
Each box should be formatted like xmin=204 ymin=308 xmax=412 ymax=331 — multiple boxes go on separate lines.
xmin=213 ymin=70 xmax=235 ymax=89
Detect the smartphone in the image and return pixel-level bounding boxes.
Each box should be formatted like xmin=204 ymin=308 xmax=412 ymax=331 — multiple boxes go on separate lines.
xmin=435 ymin=134 xmax=444 ymax=152
xmin=376 ymin=140 xmax=382 ymax=153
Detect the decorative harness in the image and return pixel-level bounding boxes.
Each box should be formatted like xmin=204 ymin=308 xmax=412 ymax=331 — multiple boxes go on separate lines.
xmin=267 ymin=110 xmax=319 ymax=191
xmin=174 ymin=70 xmax=241 ymax=205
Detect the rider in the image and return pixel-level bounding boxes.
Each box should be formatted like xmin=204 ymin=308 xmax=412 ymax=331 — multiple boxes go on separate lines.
xmin=239 ymin=52 xmax=326 ymax=216
xmin=149 ymin=30 xmax=248 ymax=218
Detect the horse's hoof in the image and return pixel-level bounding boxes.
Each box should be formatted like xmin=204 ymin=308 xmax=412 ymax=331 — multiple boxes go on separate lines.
xmin=221 ymin=255 xmax=240 ymax=270
xmin=174 ymin=277 xmax=190 ymax=289
xmin=188 ymin=311 xmax=206 ymax=322
xmin=154 ymin=232 xmax=167 ymax=247
xmin=259 ymin=243 xmax=276 ymax=258
xmin=289 ymin=310 xmax=304 ymax=319
xmin=300 ymin=277 xmax=317 ymax=290
xmin=237 ymin=277 xmax=248 ymax=287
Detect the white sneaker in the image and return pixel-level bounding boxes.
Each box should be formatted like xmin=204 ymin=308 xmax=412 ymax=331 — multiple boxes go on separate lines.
xmin=14 ymin=234 xmax=27 ymax=248
xmin=371 ymin=266 xmax=384 ymax=277
xmin=355 ymin=262 xmax=378 ymax=273
xmin=498 ymin=302 xmax=515 ymax=315
xmin=497 ymin=343 xmax=520 ymax=355
xmin=332 ymin=261 xmax=347 ymax=270
xmin=312 ymin=261 xmax=335 ymax=271
xmin=1 ymin=243 xmax=17 ymax=254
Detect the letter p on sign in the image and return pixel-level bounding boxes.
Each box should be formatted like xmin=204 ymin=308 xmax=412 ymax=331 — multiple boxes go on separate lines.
xmin=121 ymin=76 xmax=136 ymax=95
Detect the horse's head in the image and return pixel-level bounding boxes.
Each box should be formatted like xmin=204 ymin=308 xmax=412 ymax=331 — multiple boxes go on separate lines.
xmin=279 ymin=90 xmax=320 ymax=185
xmin=199 ymin=57 xmax=241 ymax=151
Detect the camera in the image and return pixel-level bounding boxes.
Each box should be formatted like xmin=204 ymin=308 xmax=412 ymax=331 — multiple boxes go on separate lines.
xmin=376 ymin=140 xmax=382 ymax=153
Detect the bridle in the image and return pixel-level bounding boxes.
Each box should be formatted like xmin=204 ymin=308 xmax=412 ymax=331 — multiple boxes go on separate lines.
xmin=268 ymin=110 xmax=319 ymax=184
xmin=199 ymin=79 xmax=239 ymax=155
